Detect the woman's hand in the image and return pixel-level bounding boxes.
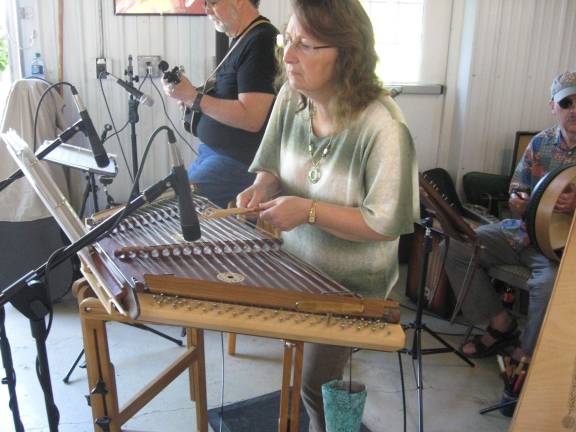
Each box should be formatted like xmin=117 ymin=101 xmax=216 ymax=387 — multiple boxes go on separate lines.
xmin=236 ymin=171 xmax=282 ymax=219
xmin=258 ymin=196 xmax=310 ymax=231
xmin=162 ymin=75 xmax=196 ymax=105
xmin=237 ymin=183 xmax=269 ymax=210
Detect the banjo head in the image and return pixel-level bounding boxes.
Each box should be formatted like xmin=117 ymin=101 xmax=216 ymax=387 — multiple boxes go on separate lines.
xmin=525 ymin=163 xmax=576 ymax=261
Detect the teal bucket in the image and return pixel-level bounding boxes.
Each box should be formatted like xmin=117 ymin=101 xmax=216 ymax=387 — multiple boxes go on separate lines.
xmin=321 ymin=380 xmax=367 ymax=432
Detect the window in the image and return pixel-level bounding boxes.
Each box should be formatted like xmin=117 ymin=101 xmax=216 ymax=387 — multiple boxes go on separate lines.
xmin=362 ymin=0 xmax=424 ymax=83
xmin=362 ymin=0 xmax=452 ymax=86
xmin=0 ymin=0 xmax=18 ymax=117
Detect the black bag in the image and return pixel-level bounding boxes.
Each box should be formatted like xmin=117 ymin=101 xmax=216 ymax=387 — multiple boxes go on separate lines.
xmin=462 ymin=171 xmax=509 ymax=217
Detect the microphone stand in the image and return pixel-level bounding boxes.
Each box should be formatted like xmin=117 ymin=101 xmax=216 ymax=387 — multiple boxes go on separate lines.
xmin=0 ymin=170 xmax=183 ymax=432
xmin=399 ymin=217 xmax=475 ymax=432
xmin=0 ymin=120 xmax=94 ymax=432
xmin=0 ymin=304 xmax=24 ymax=432
xmin=0 ymin=119 xmax=85 ymax=193
xmin=125 ymin=54 xmax=141 ymax=197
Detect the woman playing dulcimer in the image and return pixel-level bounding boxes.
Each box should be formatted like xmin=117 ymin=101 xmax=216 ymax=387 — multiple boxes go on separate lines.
xmin=237 ymin=0 xmax=419 ymax=429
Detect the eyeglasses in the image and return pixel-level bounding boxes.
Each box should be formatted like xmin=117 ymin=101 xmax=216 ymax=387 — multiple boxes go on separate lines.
xmin=203 ymin=0 xmax=221 ymax=9
xmin=277 ymin=34 xmax=335 ymax=54
xmin=558 ymin=97 xmax=575 ymax=110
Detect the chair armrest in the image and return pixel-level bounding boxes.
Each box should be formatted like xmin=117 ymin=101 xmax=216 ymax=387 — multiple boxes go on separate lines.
xmin=462 ymin=203 xmax=501 ymax=225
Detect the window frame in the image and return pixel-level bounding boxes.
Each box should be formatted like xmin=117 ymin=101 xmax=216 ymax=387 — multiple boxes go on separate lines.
xmin=362 ymin=0 xmax=453 ymax=92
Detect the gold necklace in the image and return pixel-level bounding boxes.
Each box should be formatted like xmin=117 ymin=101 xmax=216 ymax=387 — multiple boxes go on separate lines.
xmin=307 ymin=109 xmax=334 ymax=184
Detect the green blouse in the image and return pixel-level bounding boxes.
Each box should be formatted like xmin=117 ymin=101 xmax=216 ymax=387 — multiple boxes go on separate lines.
xmin=250 ymin=84 xmax=419 ymax=298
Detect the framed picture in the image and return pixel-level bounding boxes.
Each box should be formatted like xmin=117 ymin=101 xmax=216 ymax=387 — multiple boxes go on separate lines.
xmin=114 ymin=0 xmax=206 ymax=16
xmin=510 ymin=131 xmax=538 ymax=177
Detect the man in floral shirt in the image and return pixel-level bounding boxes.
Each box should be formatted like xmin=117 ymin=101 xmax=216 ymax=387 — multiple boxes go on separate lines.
xmin=444 ymin=71 xmax=576 ymax=361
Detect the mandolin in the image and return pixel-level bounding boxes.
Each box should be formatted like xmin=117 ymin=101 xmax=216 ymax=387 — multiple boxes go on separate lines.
xmin=159 ymin=60 xmax=198 ymax=135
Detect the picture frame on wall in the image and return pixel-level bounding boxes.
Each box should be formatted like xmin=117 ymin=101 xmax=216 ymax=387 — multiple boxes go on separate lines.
xmin=114 ymin=0 xmax=206 ymax=16
xmin=510 ymin=131 xmax=538 ymax=177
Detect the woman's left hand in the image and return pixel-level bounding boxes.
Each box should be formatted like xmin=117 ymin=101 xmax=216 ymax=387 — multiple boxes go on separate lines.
xmin=258 ymin=196 xmax=311 ymax=231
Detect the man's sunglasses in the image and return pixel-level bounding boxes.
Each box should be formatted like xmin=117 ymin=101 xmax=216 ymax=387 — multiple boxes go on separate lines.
xmin=558 ymin=97 xmax=575 ymax=110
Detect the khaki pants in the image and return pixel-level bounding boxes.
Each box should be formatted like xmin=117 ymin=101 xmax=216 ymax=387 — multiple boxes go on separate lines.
xmin=301 ymin=343 xmax=351 ymax=432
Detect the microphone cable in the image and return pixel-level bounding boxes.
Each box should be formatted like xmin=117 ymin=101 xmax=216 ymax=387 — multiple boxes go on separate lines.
xmin=32 ymin=81 xmax=75 ymax=152
xmin=93 ymin=125 xmax=174 ymax=243
xmin=102 ymin=119 xmax=130 ymax=146
xmin=148 ymin=75 xmax=197 ymax=156
xmin=0 ymin=80 xmax=108 ymax=191
xmin=98 ymin=70 xmax=135 ymax=182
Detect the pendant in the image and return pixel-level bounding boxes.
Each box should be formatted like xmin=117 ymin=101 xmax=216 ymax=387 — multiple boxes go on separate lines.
xmin=308 ymin=166 xmax=321 ymax=184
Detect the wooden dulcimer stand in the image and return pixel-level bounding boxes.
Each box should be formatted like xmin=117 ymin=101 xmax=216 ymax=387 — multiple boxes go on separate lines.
xmin=511 ymin=213 xmax=576 ymax=430
xmin=75 ymin=195 xmax=405 ymax=432
xmin=76 ymin=273 xmax=404 ymax=432
xmin=75 ymin=276 xmax=209 ymax=432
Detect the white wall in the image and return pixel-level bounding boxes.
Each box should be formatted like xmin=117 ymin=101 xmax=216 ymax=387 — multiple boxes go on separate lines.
xmin=442 ymin=0 xmax=576 ymax=188
xmin=13 ymin=0 xmax=576 ymax=208
xmin=15 ymin=0 xmax=293 ymax=209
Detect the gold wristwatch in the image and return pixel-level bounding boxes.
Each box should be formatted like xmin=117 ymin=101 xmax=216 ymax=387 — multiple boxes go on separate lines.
xmin=308 ymin=200 xmax=317 ymax=224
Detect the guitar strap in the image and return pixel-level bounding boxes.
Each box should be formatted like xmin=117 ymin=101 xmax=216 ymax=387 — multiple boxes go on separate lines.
xmin=201 ymin=18 xmax=270 ymax=90
xmin=187 ymin=18 xmax=270 ymax=136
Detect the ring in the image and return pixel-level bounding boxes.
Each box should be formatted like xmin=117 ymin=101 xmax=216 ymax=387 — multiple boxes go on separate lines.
xmin=167 ymin=83 xmax=174 ymax=93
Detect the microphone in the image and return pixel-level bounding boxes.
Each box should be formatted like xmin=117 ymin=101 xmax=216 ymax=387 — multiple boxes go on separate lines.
xmin=70 ymin=86 xmax=110 ymax=168
xmin=167 ymin=130 xmax=201 ymax=241
xmin=103 ymin=72 xmax=154 ymax=107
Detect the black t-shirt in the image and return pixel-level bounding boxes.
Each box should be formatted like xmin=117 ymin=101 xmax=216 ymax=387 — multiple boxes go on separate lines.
xmin=196 ymin=18 xmax=278 ymax=166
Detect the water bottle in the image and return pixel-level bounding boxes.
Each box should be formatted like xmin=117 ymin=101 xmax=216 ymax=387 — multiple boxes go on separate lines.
xmin=30 ymin=52 xmax=45 ymax=79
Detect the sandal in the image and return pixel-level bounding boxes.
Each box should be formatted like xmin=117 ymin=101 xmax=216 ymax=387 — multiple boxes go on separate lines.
xmin=461 ymin=319 xmax=520 ymax=359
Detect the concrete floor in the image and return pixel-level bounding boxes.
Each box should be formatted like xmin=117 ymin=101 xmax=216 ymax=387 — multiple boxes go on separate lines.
xmin=0 ymin=271 xmax=513 ymax=432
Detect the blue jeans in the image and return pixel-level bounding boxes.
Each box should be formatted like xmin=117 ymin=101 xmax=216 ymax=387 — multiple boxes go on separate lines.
xmin=443 ymin=223 xmax=558 ymax=355
xmin=187 ymin=144 xmax=256 ymax=209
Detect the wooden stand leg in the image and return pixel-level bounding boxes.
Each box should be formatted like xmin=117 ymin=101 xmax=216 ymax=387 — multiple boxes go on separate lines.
xmin=80 ymin=304 xmax=121 ymax=432
xmin=289 ymin=342 xmax=304 ymax=432
xmin=279 ymin=341 xmax=294 ymax=432
xmin=187 ymin=328 xmax=208 ymax=432
xmin=187 ymin=329 xmax=197 ymax=402
xmin=278 ymin=340 xmax=305 ymax=432
xmin=227 ymin=333 xmax=237 ymax=355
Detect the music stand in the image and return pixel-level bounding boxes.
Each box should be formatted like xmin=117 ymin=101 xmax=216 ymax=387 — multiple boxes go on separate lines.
xmin=42 ymin=139 xmax=118 ymax=217
xmin=399 ymin=174 xmax=477 ymax=432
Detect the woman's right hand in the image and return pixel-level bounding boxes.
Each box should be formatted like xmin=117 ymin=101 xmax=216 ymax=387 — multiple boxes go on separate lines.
xmin=237 ymin=183 xmax=268 ymax=209
xmin=236 ymin=171 xmax=282 ymax=215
